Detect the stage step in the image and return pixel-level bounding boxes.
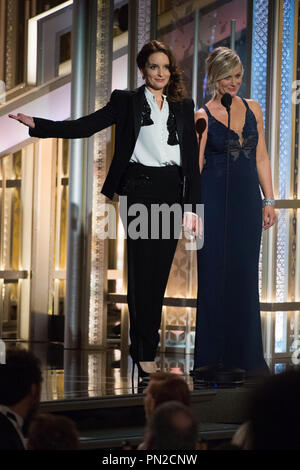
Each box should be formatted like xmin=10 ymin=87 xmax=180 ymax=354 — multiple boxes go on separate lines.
xmin=39 ymin=387 xmax=245 ymax=449
xmin=78 ymin=422 xmax=239 ymax=449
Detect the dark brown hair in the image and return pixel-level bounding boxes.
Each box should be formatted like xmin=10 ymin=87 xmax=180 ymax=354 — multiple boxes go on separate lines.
xmin=148 ymin=373 xmax=191 ymax=408
xmin=28 ymin=413 xmax=79 ymax=450
xmin=0 ymin=348 xmax=42 ymax=406
xmin=147 ymin=401 xmax=197 ymax=450
xmin=136 ymin=40 xmax=186 ymax=102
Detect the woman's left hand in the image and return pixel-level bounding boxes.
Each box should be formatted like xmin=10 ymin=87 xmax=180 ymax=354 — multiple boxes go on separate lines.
xmin=183 ymin=213 xmax=203 ymax=239
xmin=263 ymin=206 xmax=277 ymax=230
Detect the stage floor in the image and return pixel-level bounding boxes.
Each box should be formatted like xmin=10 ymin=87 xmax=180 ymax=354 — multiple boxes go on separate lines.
xmin=3 ymin=340 xmax=299 ymax=449
xmin=3 ymin=340 xmax=296 ymax=402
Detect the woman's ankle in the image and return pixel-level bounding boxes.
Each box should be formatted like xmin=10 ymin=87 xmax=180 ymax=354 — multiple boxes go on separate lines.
xmin=139 ymin=361 xmax=157 ymax=373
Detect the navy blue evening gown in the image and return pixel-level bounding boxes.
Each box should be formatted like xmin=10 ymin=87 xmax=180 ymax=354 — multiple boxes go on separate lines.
xmin=194 ymin=98 xmax=269 ymax=374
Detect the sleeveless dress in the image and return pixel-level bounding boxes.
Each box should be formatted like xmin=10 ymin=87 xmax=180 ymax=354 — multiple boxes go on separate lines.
xmin=194 ymin=98 xmax=269 ymax=374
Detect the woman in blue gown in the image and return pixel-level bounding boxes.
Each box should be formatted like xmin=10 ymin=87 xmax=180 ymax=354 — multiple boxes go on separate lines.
xmin=194 ymin=47 xmax=276 ymax=376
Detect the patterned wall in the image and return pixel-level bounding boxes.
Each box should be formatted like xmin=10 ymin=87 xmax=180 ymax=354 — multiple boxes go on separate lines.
xmin=164 ymin=238 xmax=197 ymax=352
xmin=251 ymin=0 xmax=300 ymax=363
xmin=251 ymin=0 xmax=269 ymax=119
xmin=136 ymin=0 xmax=152 ymax=87
xmin=89 ymin=0 xmax=114 ymax=346
xmin=276 ymin=0 xmax=295 ymax=303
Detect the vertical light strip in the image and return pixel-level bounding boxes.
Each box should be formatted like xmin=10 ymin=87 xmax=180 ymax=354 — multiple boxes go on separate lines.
xmin=192 ymin=9 xmax=199 ymax=105
xmin=274 ymin=0 xmax=295 ymax=355
xmin=251 ymin=0 xmax=269 ymax=302
xmin=251 ymin=0 xmax=276 ymax=362
xmin=19 ymin=145 xmax=34 ymax=341
xmin=0 ymin=158 xmax=4 ymax=337
xmin=54 ymin=141 xmax=63 ymax=316
xmin=276 ymin=0 xmax=295 ymax=303
xmin=89 ymin=0 xmax=113 ymax=346
xmin=278 ymin=0 xmax=294 ymax=200
xmin=292 ymin=1 xmax=300 ymax=304
xmin=136 ymin=0 xmax=152 ymax=87
xmin=292 ymin=1 xmax=300 ymax=362
xmin=251 ymin=0 xmax=269 ymax=119
xmin=296 ymin=51 xmax=300 ymax=302
xmin=0 ymin=160 xmax=2 ymax=336
xmin=5 ymin=0 xmax=17 ymax=90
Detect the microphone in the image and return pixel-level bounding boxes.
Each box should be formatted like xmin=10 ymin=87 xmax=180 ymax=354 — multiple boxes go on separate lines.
xmin=221 ymin=93 xmax=232 ymax=112
xmin=195 ymin=118 xmax=207 ymax=149
xmin=195 ymin=117 xmax=207 ymax=136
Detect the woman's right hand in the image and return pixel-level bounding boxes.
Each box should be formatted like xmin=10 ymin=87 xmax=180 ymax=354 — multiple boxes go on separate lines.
xmin=8 ymin=113 xmax=35 ymax=128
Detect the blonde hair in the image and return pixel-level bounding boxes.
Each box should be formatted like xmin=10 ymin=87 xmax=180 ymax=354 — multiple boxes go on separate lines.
xmin=206 ymin=47 xmax=244 ymax=97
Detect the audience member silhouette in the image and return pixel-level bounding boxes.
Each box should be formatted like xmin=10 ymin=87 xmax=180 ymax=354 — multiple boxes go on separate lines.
xmin=231 ymin=421 xmax=251 ymax=450
xmin=235 ymin=368 xmax=300 ymax=450
xmin=144 ymin=401 xmax=198 ymax=450
xmin=137 ymin=372 xmax=191 ymax=449
xmin=0 ymin=348 xmax=42 ymax=450
xmin=27 ymin=413 xmax=79 ymax=450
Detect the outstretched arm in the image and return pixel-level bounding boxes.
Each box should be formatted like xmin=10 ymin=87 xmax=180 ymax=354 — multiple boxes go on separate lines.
xmin=9 ymin=90 xmax=118 ymax=139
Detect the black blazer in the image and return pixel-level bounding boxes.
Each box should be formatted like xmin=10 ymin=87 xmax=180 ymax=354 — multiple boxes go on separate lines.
xmin=0 ymin=412 xmax=25 ymax=450
xmin=29 ymin=85 xmax=201 ymax=209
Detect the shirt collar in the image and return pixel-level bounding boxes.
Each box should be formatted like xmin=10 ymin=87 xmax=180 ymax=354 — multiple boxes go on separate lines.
xmin=0 ymin=405 xmax=24 ymax=429
xmin=145 ymin=87 xmax=167 ymax=103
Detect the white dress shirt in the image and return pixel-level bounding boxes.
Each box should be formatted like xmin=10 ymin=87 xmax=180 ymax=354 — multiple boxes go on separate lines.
xmin=130 ymin=87 xmax=181 ymax=166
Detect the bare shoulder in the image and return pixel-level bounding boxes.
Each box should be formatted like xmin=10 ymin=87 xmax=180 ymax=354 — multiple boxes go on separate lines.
xmin=195 ymin=107 xmax=208 ymax=122
xmin=245 ymin=98 xmax=263 ymax=117
xmin=245 ymin=99 xmax=265 ymax=134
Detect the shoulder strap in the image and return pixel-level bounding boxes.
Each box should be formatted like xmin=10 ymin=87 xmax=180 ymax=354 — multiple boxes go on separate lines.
xmin=241 ymin=97 xmax=249 ymax=109
xmin=202 ymin=104 xmax=212 ymax=117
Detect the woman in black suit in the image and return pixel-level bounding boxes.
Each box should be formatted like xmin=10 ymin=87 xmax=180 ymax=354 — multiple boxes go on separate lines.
xmin=10 ymin=40 xmax=200 ymax=380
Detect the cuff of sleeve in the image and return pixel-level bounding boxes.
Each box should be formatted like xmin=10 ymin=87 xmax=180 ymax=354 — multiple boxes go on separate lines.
xmin=28 ymin=118 xmax=37 ymax=137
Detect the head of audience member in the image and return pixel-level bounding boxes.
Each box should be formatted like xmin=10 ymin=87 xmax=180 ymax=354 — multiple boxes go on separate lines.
xmin=144 ymin=401 xmax=198 ymax=450
xmin=0 ymin=348 xmax=42 ymax=426
xmin=144 ymin=372 xmax=191 ymax=421
xmin=247 ymin=368 xmax=300 ymax=450
xmin=27 ymin=413 xmax=79 ymax=450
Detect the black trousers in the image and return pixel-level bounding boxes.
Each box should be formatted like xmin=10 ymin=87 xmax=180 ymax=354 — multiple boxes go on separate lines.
xmin=119 ymin=162 xmax=183 ymax=361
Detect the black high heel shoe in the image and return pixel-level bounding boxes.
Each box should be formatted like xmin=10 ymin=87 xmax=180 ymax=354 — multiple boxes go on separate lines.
xmin=131 ymin=360 xmax=150 ymax=383
xmin=131 ymin=362 xmax=149 ymax=393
